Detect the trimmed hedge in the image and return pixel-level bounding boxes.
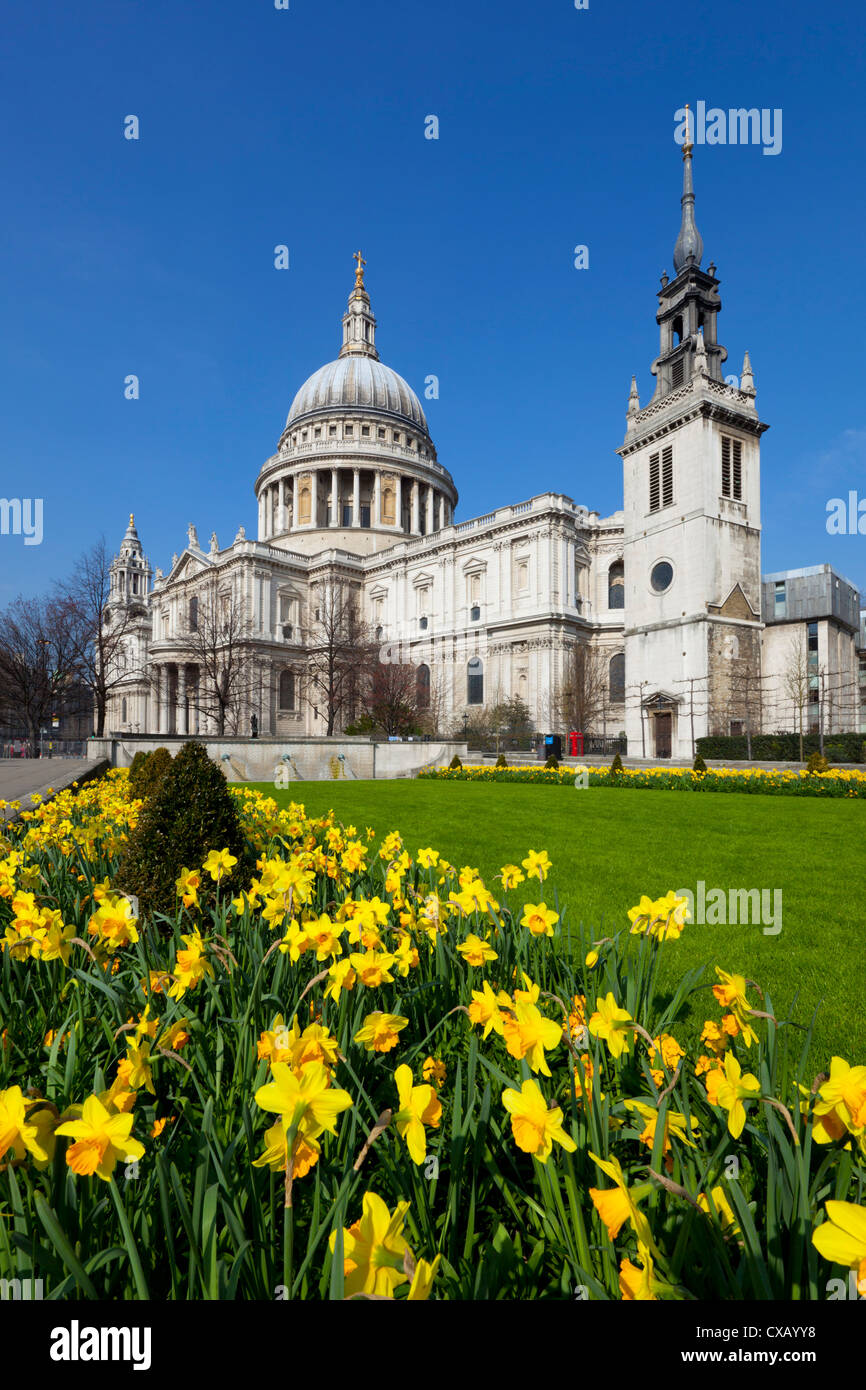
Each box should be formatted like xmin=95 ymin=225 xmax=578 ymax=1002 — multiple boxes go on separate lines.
xmin=695 ymin=732 xmax=866 ymax=764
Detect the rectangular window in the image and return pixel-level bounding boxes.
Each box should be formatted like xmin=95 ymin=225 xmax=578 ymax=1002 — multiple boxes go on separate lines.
xmin=342 ymin=503 xmax=352 ymax=526
xmin=360 ymin=504 xmax=371 ymax=528
xmin=774 ymin=580 xmax=786 ymax=618
xmin=649 ymin=453 xmax=660 ymax=512
xmin=671 ymin=358 xmax=684 ymax=388
xmin=722 ymin=436 xmax=743 ymax=499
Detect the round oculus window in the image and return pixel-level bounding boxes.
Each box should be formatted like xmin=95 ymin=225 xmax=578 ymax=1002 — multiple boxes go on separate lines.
xmin=650 ymin=561 xmax=673 ymax=593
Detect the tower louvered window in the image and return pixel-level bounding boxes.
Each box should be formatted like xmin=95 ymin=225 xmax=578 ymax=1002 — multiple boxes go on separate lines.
xmin=649 ymin=447 xmax=674 ymax=513
xmin=721 ymin=436 xmax=743 ymax=500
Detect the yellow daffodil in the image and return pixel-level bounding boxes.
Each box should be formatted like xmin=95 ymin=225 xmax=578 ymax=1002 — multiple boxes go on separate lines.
xmin=254 ymin=1060 xmax=352 ymax=1140
xmin=55 ymin=1094 xmax=145 ymax=1181
xmin=353 ymin=1012 xmax=409 ymax=1054
xmin=812 ymin=1201 xmax=866 ymax=1294
xmin=330 ymin=1191 xmax=412 ymax=1299
xmin=705 ymin=1051 xmax=761 ymax=1138
xmin=501 ymin=1078 xmax=577 ymax=1163
xmin=393 ymin=1064 xmax=442 ymax=1164
xmin=588 ymin=1150 xmax=655 ymax=1250
xmin=521 ymin=849 xmax=552 ymax=882
xmin=202 ymin=847 xmax=238 ymax=883
xmin=422 ymin=1057 xmax=446 ymax=1088
xmin=456 ymin=933 xmax=498 ymax=966
xmin=502 ymin=1000 xmax=563 ymax=1077
xmin=520 ymin=903 xmax=559 ymax=938
xmin=588 ymin=993 xmax=633 ymax=1059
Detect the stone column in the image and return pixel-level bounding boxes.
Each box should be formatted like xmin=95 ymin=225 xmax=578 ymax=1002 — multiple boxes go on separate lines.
xmin=278 ymin=479 xmax=286 ymax=533
xmin=177 ymin=666 xmax=188 ymax=735
xmin=352 ymin=468 xmax=360 ymax=526
xmin=411 ymin=481 xmax=419 ymax=533
xmin=331 ymin=467 xmax=339 ymax=526
xmin=426 ymin=485 xmax=433 ymax=534
xmin=395 ymin=475 xmax=403 ymax=531
xmin=153 ymin=665 xmax=162 ymax=735
xmin=373 ymin=470 xmax=381 ymax=527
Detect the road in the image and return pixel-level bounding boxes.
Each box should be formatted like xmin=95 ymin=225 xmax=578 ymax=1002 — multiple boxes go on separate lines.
xmin=0 ymin=759 xmax=105 ymax=821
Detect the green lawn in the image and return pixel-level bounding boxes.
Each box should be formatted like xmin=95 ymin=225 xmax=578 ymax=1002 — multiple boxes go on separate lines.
xmin=248 ymin=779 xmax=865 ymax=1070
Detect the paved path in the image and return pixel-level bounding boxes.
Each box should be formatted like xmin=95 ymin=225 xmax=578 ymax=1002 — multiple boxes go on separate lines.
xmin=0 ymin=759 xmax=105 ymax=821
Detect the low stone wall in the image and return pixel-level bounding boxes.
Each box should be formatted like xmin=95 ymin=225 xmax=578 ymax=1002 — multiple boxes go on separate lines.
xmin=87 ymin=736 xmax=466 ymax=783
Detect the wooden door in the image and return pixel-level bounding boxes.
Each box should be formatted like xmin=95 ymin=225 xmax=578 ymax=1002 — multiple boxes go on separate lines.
xmin=655 ymin=712 xmax=672 ymax=759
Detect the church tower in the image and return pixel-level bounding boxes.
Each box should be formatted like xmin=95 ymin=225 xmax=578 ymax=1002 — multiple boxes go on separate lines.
xmin=104 ymin=515 xmax=153 ymax=733
xmin=617 ymin=118 xmax=769 ymax=758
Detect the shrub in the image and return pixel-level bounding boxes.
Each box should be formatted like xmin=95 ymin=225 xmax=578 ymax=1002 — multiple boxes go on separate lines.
xmin=610 ymin=752 xmax=624 ymax=774
xmin=806 ymin=751 xmax=828 ymax=775
xmin=128 ymin=747 xmax=173 ymax=802
xmin=495 ymin=753 xmax=508 ymax=768
xmin=118 ymin=741 xmax=251 ymax=919
xmin=449 ymin=754 xmax=463 ymax=770
xmin=693 ymin=753 xmax=707 ymax=773
xmin=544 ymin=754 xmax=559 ymax=770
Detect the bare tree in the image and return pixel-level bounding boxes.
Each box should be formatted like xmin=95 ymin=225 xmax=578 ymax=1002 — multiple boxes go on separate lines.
xmin=782 ymin=633 xmax=809 ymax=762
xmin=0 ymin=594 xmax=83 ymax=749
xmin=555 ymin=644 xmax=609 ymax=733
xmin=183 ymin=570 xmax=254 ymax=736
xmin=55 ymin=538 xmax=142 ymax=737
xmin=305 ymin=579 xmax=376 ymax=735
xmin=366 ymin=661 xmax=422 ymax=737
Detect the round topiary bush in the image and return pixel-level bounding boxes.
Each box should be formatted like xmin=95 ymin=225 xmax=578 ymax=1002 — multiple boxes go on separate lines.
xmin=806 ymin=751 xmax=829 ymax=775
xmin=495 ymin=753 xmax=508 ymax=768
xmin=545 ymin=754 xmax=559 ymax=770
xmin=610 ymin=752 xmax=624 ymax=775
xmin=118 ymin=740 xmax=251 ymax=920
xmin=693 ymin=753 xmax=708 ymax=773
xmin=449 ymin=754 xmax=463 ymax=770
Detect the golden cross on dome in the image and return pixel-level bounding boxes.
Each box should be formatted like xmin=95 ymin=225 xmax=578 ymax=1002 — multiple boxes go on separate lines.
xmin=353 ymin=250 xmax=366 ymax=288
xmin=129 ymin=513 xmax=135 ymax=525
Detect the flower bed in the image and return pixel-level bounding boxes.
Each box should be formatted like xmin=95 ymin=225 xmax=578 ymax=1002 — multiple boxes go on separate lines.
xmin=0 ymin=768 xmax=863 ymax=1300
xmin=420 ymin=764 xmax=866 ymax=797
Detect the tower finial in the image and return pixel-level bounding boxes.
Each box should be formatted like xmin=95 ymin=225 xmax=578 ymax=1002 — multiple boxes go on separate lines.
xmin=353 ymin=249 xmax=366 ymax=290
xmin=673 ymin=106 xmax=703 ymax=273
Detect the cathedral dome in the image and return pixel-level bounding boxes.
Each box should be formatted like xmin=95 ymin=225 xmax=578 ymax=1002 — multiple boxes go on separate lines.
xmin=286 ymin=356 xmax=429 ymax=434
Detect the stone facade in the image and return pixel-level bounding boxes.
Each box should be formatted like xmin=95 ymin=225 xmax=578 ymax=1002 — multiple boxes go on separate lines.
xmin=103 ymin=150 xmax=860 ymax=756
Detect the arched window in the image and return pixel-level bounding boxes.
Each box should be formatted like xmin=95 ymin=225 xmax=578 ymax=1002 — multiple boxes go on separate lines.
xmin=467 ymin=657 xmax=483 ymax=706
xmin=278 ymin=669 xmax=296 ymax=711
xmin=189 ymin=596 xmax=198 ymax=632
xmin=608 ymin=560 xmax=624 ymax=610
xmin=609 ymin=653 xmax=625 ymax=704
xmin=416 ymin=663 xmax=431 ymax=710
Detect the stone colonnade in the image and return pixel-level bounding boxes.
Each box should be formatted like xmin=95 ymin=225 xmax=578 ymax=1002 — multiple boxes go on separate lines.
xmin=258 ymin=467 xmax=452 ymax=540
xmin=150 ymin=659 xmax=278 ymax=736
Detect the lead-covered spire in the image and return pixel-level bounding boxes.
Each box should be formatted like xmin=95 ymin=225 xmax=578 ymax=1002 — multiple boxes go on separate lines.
xmin=673 ymin=106 xmax=703 ymax=273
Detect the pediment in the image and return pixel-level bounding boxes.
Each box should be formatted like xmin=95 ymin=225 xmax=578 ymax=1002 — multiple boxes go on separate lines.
xmin=708 ymin=583 xmax=757 ymax=620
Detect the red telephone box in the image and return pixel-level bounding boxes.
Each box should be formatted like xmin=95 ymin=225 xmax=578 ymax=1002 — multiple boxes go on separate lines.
xmin=568 ymin=731 xmax=584 ymax=757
